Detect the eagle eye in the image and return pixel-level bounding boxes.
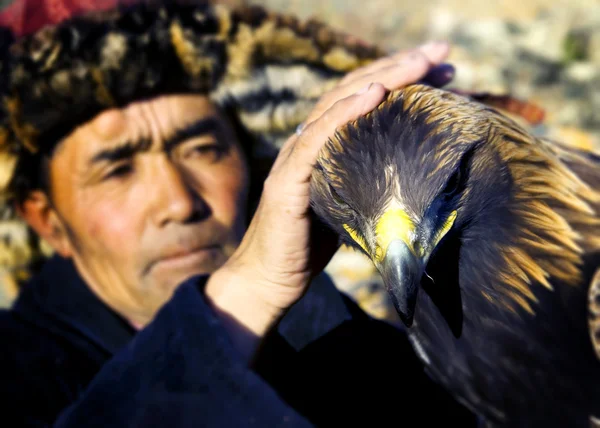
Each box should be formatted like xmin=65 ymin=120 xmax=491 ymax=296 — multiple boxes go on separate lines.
xmin=442 ymin=168 xmax=461 ymax=197
xmin=441 ymin=145 xmax=476 ymax=198
xmin=328 ymin=182 xmax=348 ymax=207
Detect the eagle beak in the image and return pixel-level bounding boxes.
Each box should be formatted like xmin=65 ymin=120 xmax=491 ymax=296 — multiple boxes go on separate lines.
xmin=380 ymin=239 xmax=424 ymax=327
xmin=344 ymin=206 xmax=457 ymax=327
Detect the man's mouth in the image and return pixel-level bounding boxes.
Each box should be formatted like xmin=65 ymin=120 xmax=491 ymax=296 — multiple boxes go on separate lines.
xmin=146 ymin=246 xmax=221 ymax=275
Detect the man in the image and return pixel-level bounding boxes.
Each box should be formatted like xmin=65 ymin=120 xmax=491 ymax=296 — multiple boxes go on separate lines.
xmin=0 ymin=1 xmax=476 ymax=426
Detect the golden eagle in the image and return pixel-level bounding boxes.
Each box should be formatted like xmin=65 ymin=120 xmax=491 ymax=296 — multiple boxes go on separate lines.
xmin=310 ymin=84 xmax=600 ymax=427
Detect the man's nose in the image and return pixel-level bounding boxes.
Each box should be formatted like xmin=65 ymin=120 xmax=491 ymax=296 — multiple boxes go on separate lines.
xmin=151 ymin=159 xmax=208 ymax=226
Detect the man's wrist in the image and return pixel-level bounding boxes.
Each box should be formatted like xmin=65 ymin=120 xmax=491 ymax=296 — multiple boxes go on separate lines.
xmin=203 ymin=266 xmax=287 ymax=362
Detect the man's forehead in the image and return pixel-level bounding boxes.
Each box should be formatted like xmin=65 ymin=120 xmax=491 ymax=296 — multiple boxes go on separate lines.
xmin=89 ymin=94 xmax=219 ymax=140
xmin=62 ymin=94 xmax=223 ymax=158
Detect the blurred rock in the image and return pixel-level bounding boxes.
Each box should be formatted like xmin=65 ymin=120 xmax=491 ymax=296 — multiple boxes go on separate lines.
xmin=324 ymin=246 xmax=401 ymax=325
xmin=516 ymin=14 xmax=571 ymax=64
xmin=564 ymin=62 xmax=598 ymax=85
xmin=453 ymin=19 xmax=514 ymax=58
xmin=0 ymin=273 xmax=18 ymax=309
xmin=590 ymin=32 xmax=600 ymax=66
xmin=427 ymin=9 xmax=459 ymax=42
xmin=547 ymin=126 xmax=599 ymax=152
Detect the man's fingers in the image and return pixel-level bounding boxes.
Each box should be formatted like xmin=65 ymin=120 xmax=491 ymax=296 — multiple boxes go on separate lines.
xmin=341 ymin=53 xmax=430 ymax=93
xmin=286 ymin=82 xmax=387 ymax=177
xmin=339 ymin=41 xmax=450 ymax=86
xmin=306 ymin=52 xmax=431 ymax=125
xmin=338 ymin=56 xmax=397 ymax=86
xmin=416 ymin=40 xmax=451 ymax=66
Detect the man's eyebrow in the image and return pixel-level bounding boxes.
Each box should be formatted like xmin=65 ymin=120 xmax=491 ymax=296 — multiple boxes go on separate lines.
xmin=164 ymin=117 xmax=227 ymax=153
xmin=89 ymin=138 xmax=152 ymax=165
xmin=88 ymin=117 xmax=226 ymax=166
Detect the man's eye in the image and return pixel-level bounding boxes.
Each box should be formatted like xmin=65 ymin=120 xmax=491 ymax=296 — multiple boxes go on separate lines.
xmin=187 ymin=144 xmax=226 ymax=162
xmin=104 ymin=163 xmax=133 ymax=180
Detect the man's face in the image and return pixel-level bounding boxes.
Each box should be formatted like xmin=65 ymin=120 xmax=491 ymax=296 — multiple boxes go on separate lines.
xmin=48 ymin=95 xmax=249 ymax=326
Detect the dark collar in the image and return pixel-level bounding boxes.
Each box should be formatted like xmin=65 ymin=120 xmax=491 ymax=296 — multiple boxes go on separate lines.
xmin=12 ymin=254 xmax=353 ymax=358
xmin=12 ymin=255 xmax=135 ymax=359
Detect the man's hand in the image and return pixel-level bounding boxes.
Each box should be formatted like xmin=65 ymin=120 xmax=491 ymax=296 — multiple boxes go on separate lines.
xmin=205 ymin=41 xmax=453 ymax=360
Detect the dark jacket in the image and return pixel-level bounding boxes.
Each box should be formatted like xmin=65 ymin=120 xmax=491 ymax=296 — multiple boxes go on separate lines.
xmin=0 ymin=255 xmax=477 ymax=427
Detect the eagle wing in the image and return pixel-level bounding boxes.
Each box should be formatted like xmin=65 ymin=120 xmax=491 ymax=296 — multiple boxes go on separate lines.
xmin=589 ymin=268 xmax=600 ymax=361
xmin=539 ymin=137 xmax=600 ymax=364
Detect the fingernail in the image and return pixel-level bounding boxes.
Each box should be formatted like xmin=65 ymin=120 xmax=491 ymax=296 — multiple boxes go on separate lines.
xmin=356 ymin=83 xmax=373 ymax=94
xmin=421 ymin=63 xmax=455 ymax=87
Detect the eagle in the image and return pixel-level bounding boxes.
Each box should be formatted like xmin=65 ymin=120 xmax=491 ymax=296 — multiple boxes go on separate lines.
xmin=309 ymin=83 xmax=600 ymax=427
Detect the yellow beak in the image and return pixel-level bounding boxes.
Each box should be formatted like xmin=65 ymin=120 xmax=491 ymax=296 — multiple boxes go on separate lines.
xmin=344 ymin=207 xmax=457 ymax=326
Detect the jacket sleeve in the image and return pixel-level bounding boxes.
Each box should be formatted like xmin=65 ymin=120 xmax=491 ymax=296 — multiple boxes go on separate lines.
xmin=53 ymin=276 xmax=313 ymax=428
xmin=254 ymin=291 xmax=480 ymax=427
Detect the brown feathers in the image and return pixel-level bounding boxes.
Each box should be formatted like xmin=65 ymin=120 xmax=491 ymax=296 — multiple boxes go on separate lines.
xmin=314 ymin=83 xmax=599 ymax=319
xmin=589 ymin=268 xmax=600 ymax=360
xmin=399 ymin=86 xmax=597 ymax=315
xmin=450 ymin=90 xmax=546 ymax=126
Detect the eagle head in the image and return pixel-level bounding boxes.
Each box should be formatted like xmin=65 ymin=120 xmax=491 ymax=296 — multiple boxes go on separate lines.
xmin=310 ymin=84 xmax=518 ymax=327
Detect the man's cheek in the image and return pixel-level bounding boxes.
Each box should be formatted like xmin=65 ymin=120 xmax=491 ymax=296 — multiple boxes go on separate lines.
xmin=218 ymin=182 xmax=248 ymax=221
xmin=202 ymin=167 xmax=246 ymax=210
xmin=223 ymin=167 xmax=249 ymax=205
xmin=83 ymin=204 xmax=137 ymax=245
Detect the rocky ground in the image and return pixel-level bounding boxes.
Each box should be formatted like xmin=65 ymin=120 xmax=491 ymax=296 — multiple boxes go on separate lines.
xmin=246 ymin=0 xmax=600 ymax=325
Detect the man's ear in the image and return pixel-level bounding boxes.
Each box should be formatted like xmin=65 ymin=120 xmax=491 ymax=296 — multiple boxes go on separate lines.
xmin=16 ymin=191 xmax=73 ymax=258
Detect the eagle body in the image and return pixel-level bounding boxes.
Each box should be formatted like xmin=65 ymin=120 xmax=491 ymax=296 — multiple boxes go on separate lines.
xmin=310 ymin=84 xmax=600 ymax=426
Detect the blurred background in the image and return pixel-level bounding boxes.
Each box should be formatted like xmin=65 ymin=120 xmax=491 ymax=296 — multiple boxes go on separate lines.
xmin=1 ymin=0 xmax=600 ymax=326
